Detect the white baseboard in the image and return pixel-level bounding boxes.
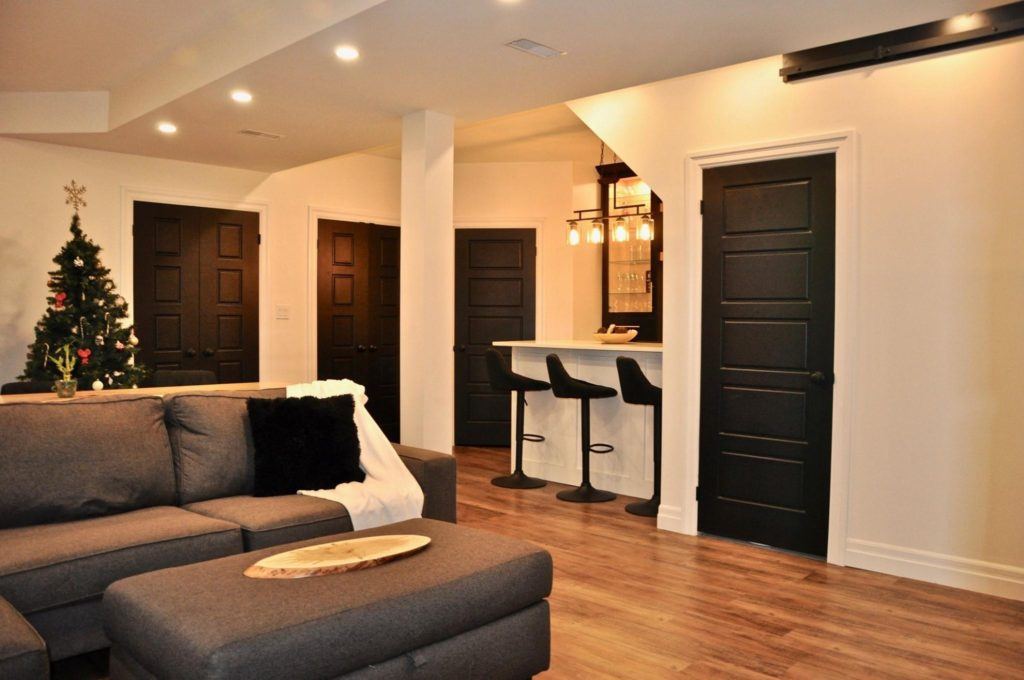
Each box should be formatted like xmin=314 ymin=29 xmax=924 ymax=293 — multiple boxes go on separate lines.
xmin=845 ymin=538 xmax=1024 ymax=601
xmin=655 ymin=504 xmax=688 ymax=534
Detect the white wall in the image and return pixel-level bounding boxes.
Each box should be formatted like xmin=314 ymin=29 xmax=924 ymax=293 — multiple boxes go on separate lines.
xmin=571 ymin=161 xmax=603 ymax=338
xmin=0 ymin=137 xmax=401 ymax=386
xmin=569 ymin=38 xmax=1024 ymax=598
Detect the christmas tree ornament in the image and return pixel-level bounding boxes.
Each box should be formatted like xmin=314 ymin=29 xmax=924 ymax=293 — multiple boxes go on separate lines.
xmin=95 ymin=335 xmax=105 ymax=346
xmin=128 ymin=329 xmax=139 ymax=346
xmin=63 ymin=179 xmax=87 ymax=212
xmin=115 ymin=340 xmax=125 ymax=350
xmin=127 ymin=353 xmax=135 ymax=367
xmin=92 ymin=379 xmax=104 ymax=391
xmin=76 ymin=348 xmax=92 ymax=365
xmin=73 ymin=257 xmax=84 ymax=267
xmin=54 ymin=292 xmax=67 ymax=309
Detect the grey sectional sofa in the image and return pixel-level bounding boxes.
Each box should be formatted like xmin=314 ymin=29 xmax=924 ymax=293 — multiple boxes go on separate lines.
xmin=0 ymin=389 xmax=456 ymax=671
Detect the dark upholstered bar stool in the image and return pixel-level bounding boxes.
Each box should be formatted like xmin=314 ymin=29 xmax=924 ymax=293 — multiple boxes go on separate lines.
xmin=545 ymin=353 xmax=618 ymax=503
xmin=485 ymin=349 xmax=551 ymax=489
xmin=616 ymin=356 xmax=663 ymax=517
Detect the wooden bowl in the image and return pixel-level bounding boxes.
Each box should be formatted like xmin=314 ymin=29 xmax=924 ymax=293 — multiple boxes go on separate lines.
xmin=592 ymin=329 xmax=638 ymax=344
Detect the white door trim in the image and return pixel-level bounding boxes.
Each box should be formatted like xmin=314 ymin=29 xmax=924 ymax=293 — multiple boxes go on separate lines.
xmin=305 ymin=206 xmax=401 ymax=382
xmin=677 ymin=130 xmax=859 ymax=565
xmin=120 ymin=186 xmax=270 ymax=380
xmin=453 ymin=218 xmax=546 ymax=340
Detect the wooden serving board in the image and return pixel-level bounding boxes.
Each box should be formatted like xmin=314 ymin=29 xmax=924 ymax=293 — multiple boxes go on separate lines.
xmin=244 ymin=534 xmax=431 ymax=579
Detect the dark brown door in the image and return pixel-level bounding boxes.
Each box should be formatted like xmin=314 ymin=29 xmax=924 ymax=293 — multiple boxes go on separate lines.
xmin=316 ymin=219 xmax=400 ymax=442
xmin=134 ymin=202 xmax=260 ymax=382
xmin=454 ymin=229 xmax=537 ymax=446
xmin=698 ymin=154 xmax=835 ymax=556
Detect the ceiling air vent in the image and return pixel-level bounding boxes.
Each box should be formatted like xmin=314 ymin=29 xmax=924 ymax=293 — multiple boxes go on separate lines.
xmin=505 ymin=38 xmax=566 ymax=59
xmin=238 ymin=128 xmax=283 ymax=140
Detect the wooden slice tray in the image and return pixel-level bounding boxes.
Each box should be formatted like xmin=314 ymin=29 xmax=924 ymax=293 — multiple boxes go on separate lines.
xmin=244 ymin=534 xmax=430 ymax=579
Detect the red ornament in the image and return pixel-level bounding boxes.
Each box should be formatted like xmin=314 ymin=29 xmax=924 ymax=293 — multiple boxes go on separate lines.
xmin=54 ymin=292 xmax=67 ymax=309
xmin=76 ymin=348 xmax=92 ymax=365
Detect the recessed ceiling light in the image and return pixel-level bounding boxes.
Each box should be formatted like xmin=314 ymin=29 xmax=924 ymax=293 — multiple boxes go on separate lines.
xmin=157 ymin=122 xmax=177 ymax=134
xmin=231 ymin=90 xmax=253 ymax=103
xmin=335 ymin=45 xmax=360 ymax=61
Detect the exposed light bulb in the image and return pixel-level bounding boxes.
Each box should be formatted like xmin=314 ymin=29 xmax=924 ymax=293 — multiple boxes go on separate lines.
xmin=156 ymin=122 xmax=177 ymax=134
xmin=587 ymin=220 xmax=604 ymax=244
xmin=567 ymin=221 xmax=581 ymax=246
xmin=231 ymin=90 xmax=253 ymax=103
xmin=335 ymin=45 xmax=360 ymax=61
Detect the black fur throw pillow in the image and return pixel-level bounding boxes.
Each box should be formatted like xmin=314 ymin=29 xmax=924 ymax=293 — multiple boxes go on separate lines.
xmin=246 ymin=395 xmax=364 ymax=496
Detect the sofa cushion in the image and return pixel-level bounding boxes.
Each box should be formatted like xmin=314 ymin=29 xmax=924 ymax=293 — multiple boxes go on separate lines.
xmin=184 ymin=495 xmax=353 ymax=551
xmin=104 ymin=518 xmax=552 ymax=679
xmin=0 ymin=506 xmax=242 ymax=615
xmin=163 ymin=389 xmax=285 ymax=504
xmin=0 ymin=396 xmax=177 ymax=529
xmin=0 ymin=596 xmax=48 ymax=680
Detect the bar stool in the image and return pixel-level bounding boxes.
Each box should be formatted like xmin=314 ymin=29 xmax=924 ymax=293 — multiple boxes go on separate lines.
xmin=485 ymin=349 xmax=551 ymax=489
xmin=616 ymin=356 xmax=662 ymax=517
xmin=545 ymin=354 xmax=618 ymax=503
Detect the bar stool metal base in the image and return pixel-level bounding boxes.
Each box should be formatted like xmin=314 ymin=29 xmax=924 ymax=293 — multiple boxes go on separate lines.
xmin=556 ymin=484 xmax=616 ymax=503
xmin=625 ymin=496 xmax=660 ymax=517
xmin=491 ymin=470 xmax=547 ymax=489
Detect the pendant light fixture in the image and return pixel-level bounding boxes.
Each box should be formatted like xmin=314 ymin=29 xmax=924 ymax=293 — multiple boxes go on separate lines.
xmin=636 ymin=214 xmax=654 ymax=241
xmin=612 ymin=216 xmax=630 ymax=243
xmin=587 ymin=218 xmax=605 ymax=244
xmin=567 ymin=220 xmax=581 ymax=246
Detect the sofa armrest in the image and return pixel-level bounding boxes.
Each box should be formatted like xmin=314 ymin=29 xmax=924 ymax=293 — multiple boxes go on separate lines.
xmin=395 ymin=444 xmax=457 ymax=523
xmin=0 ymin=596 xmax=49 ymax=680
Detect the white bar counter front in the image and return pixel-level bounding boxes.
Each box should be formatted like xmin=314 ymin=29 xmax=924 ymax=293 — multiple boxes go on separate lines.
xmin=493 ymin=340 xmax=662 ymax=498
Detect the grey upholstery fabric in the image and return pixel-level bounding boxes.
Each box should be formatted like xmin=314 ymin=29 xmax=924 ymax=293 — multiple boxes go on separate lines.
xmin=0 ymin=396 xmax=177 ymax=528
xmin=110 ymin=602 xmax=550 ymax=680
xmin=105 ymin=518 xmax=552 ymax=679
xmin=0 ymin=596 xmax=48 ymax=680
xmin=26 ymin=598 xmax=105 ymax=662
xmin=184 ymin=495 xmax=354 ymax=550
xmin=394 ymin=445 xmax=457 ymax=523
xmin=163 ymin=389 xmax=285 ymax=504
xmin=0 ymin=506 xmax=241 ymax=615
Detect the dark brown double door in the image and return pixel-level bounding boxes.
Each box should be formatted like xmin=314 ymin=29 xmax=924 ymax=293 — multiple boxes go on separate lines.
xmin=454 ymin=229 xmax=537 ymax=446
xmin=698 ymin=154 xmax=836 ymax=556
xmin=317 ymin=219 xmax=400 ymax=442
xmin=133 ymin=201 xmax=260 ymax=382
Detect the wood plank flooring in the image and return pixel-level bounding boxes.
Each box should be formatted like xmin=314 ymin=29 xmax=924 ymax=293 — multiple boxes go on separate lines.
xmin=453 ymin=446 xmax=1024 ymax=679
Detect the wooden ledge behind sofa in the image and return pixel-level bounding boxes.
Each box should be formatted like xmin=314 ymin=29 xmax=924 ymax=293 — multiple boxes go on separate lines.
xmin=0 ymin=382 xmax=289 ymax=404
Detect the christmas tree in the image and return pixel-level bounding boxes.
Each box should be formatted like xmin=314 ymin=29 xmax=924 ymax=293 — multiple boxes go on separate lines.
xmin=20 ymin=181 xmax=147 ymax=389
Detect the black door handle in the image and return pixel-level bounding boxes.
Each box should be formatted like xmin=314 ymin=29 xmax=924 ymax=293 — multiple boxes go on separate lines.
xmin=368 ymin=345 xmax=378 ymax=353
xmin=458 ymin=345 xmax=467 ymax=353
xmin=809 ymin=371 xmax=833 ymax=385
xmin=203 ymin=347 xmax=215 ymax=357
xmin=356 ymin=345 xmax=367 ymax=352
xmin=185 ymin=348 xmax=197 ymax=358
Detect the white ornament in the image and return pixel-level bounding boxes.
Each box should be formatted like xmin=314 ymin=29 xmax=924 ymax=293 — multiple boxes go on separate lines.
xmin=128 ymin=331 xmax=139 ymax=346
xmin=95 ymin=335 xmax=105 ymax=346
xmin=131 ymin=384 xmax=139 ymax=389
xmin=73 ymin=257 xmax=84 ymax=267
xmin=127 ymin=353 xmax=135 ymax=366
xmin=91 ymin=379 xmax=104 ymax=391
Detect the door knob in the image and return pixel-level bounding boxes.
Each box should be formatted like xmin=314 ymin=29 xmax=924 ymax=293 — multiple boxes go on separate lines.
xmin=184 ymin=348 xmax=197 ymax=358
xmin=809 ymin=371 xmax=832 ymax=385
xmin=458 ymin=345 xmax=467 ymax=353
xmin=368 ymin=345 xmax=378 ymax=353
xmin=356 ymin=345 xmax=367 ymax=352
xmin=203 ymin=348 xmax=215 ymax=357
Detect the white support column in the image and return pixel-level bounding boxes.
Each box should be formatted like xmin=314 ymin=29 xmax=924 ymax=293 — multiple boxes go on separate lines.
xmin=400 ymin=110 xmax=455 ymax=453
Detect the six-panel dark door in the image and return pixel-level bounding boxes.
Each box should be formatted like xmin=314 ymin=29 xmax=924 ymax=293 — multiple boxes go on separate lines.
xmin=316 ymin=219 xmax=400 ymax=442
xmin=133 ymin=201 xmax=260 ymax=382
xmin=454 ymin=229 xmax=537 ymax=446
xmin=698 ymin=154 xmax=836 ymax=556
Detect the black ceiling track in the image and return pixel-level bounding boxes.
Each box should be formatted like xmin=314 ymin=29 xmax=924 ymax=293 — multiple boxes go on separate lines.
xmin=780 ymin=1 xmax=1024 ymax=82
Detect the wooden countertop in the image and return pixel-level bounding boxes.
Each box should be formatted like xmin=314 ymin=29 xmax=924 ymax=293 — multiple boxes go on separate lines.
xmin=0 ymin=381 xmax=288 ymax=404
xmin=493 ymin=340 xmax=663 ymax=354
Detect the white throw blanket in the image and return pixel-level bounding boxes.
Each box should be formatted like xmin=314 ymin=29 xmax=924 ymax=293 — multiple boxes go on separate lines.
xmin=286 ymin=379 xmax=424 ymax=530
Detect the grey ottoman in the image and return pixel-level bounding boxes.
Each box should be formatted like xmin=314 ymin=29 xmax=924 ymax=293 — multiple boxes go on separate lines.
xmin=104 ymin=518 xmax=552 ymax=679
xmin=0 ymin=596 xmax=48 ymax=680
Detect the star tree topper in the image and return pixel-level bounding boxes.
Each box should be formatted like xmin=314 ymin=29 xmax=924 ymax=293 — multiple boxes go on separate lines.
xmin=64 ymin=180 xmax=87 ymax=213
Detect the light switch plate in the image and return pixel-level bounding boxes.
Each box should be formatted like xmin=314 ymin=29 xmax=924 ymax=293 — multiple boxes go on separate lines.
xmin=274 ymin=304 xmax=290 ymax=320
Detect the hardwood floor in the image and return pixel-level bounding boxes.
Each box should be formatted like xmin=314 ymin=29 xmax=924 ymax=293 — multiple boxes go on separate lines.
xmin=453 ymin=446 xmax=1024 ymax=679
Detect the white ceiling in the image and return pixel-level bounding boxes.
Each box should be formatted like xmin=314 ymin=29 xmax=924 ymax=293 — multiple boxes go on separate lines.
xmin=1 ymin=0 xmax=999 ymax=171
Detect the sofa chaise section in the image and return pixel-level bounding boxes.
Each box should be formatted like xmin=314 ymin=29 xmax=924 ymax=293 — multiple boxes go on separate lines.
xmin=0 ymin=596 xmax=48 ymax=680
